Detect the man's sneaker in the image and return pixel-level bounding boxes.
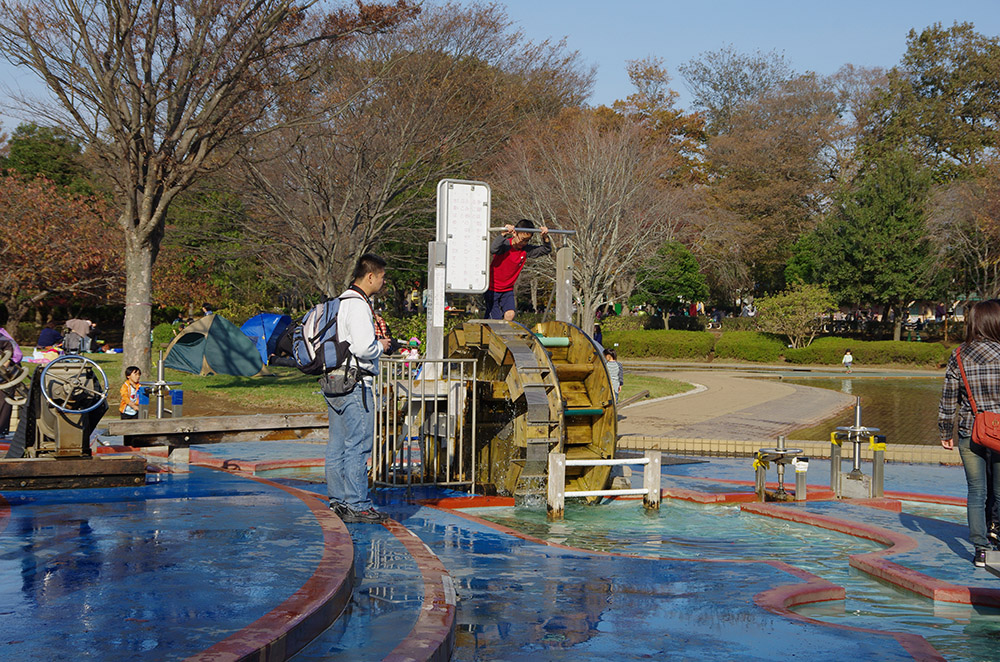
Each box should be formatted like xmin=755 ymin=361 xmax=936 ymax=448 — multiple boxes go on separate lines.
xmin=329 ymin=501 xmax=349 ymax=517
xmin=974 ymin=548 xmax=988 ymax=568
xmin=989 ymin=523 xmax=1000 ymax=545
xmin=341 ymin=507 xmax=389 ymax=523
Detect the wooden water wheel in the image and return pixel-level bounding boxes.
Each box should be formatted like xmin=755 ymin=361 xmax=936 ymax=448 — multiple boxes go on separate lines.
xmin=445 ymin=319 xmax=617 ymax=498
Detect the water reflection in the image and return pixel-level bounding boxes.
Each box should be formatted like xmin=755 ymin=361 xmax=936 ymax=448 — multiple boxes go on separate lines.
xmin=783 ymin=377 xmax=943 ymax=445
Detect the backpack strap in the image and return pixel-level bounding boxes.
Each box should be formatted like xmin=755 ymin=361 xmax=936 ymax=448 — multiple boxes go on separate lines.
xmin=956 ymin=346 xmax=980 ymax=416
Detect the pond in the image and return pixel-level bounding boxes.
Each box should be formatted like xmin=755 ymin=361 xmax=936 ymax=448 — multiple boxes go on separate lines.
xmin=783 ymin=377 xmax=944 ymax=446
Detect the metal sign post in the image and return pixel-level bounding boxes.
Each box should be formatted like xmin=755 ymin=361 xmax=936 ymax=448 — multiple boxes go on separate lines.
xmin=429 ymin=180 xmax=491 ymax=362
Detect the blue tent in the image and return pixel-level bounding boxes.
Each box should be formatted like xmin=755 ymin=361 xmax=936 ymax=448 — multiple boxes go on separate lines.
xmin=240 ymin=313 xmax=292 ymax=365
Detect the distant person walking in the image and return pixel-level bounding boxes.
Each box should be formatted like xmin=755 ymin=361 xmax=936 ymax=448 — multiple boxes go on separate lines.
xmin=604 ymin=348 xmax=623 ymax=402
xmin=938 ymin=300 xmax=1000 ymax=568
xmin=485 ymin=219 xmax=551 ymax=321
xmin=842 ymin=349 xmax=854 ymax=374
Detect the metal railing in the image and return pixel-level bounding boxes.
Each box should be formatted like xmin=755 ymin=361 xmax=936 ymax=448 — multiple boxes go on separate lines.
xmin=372 ymin=357 xmax=478 ymax=493
xmin=547 ymin=451 xmax=661 ymax=519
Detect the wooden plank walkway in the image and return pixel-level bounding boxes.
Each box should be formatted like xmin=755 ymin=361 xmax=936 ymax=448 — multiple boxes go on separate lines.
xmin=106 ymin=413 xmax=328 ymax=447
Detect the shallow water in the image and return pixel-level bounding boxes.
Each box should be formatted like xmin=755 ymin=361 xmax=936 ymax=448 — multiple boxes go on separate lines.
xmin=467 ymin=499 xmax=1000 ymax=662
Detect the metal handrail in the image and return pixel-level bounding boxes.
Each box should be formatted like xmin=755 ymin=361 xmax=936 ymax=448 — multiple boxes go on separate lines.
xmin=373 ymin=357 xmax=478 ymax=494
xmin=548 ymin=451 xmax=661 ymax=519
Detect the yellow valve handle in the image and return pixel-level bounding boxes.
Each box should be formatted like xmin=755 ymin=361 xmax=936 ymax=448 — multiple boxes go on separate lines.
xmin=829 ymin=431 xmax=842 ymax=447
xmin=869 ymin=436 xmax=886 ymax=452
xmin=752 ymin=452 xmax=769 ymax=472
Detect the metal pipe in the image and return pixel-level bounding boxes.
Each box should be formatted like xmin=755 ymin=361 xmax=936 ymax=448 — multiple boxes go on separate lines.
xmin=156 ymin=351 xmax=165 ymax=419
xmin=566 ymin=457 xmax=650 ymax=467
xmin=564 ymin=488 xmax=649 ymax=498
xmin=488 ymin=226 xmax=576 ymax=235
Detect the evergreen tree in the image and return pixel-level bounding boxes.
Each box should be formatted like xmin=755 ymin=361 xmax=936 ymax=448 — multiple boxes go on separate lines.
xmin=815 ymin=150 xmax=933 ymax=340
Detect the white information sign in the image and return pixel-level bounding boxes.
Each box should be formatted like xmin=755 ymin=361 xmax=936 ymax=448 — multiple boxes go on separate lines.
xmin=436 ymin=179 xmax=490 ymax=293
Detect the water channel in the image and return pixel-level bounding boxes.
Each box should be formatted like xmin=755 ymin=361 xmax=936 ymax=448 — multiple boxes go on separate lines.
xmin=466 ymin=499 xmax=1000 ymax=662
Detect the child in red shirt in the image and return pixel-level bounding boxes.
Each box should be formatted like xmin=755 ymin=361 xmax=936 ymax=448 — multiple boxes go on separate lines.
xmin=485 ymin=219 xmax=551 ymax=320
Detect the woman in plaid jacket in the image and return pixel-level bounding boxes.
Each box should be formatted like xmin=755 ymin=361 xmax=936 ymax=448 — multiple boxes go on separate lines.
xmin=939 ymin=300 xmax=1000 ymax=567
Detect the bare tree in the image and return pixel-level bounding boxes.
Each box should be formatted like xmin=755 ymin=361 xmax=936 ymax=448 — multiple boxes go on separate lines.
xmin=678 ymin=45 xmax=793 ymax=134
xmin=494 ymin=109 xmax=694 ymax=333
xmin=0 ymin=0 xmax=414 ymax=371
xmin=927 ymin=166 xmax=1000 ymax=298
xmin=233 ymin=2 xmax=593 ymax=297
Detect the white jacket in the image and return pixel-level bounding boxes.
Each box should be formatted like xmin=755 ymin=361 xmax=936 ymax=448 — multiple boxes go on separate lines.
xmin=338 ymin=289 xmax=383 ymax=380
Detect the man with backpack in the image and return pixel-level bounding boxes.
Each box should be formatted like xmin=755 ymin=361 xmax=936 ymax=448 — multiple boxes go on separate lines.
xmin=324 ymin=254 xmax=392 ymax=523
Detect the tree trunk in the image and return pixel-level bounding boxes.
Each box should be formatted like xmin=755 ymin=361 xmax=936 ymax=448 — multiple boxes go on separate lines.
xmin=123 ymin=234 xmax=154 ymax=376
xmin=893 ymin=309 xmax=903 ymax=342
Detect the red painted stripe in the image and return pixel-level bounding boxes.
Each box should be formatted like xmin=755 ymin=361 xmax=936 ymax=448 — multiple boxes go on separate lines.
xmin=742 ymin=501 xmax=1000 ymax=608
xmin=0 ymin=493 xmax=9 ymax=536
xmin=185 ymin=474 xmax=355 ymax=662
xmin=381 ymin=519 xmax=456 ymax=662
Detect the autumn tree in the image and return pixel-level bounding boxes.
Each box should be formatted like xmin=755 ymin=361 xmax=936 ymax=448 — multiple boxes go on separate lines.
xmin=232 ymin=3 xmax=593 ymax=297
xmin=695 ymin=72 xmax=845 ymax=294
xmin=0 ymin=0 xmax=415 ymax=372
xmin=678 ymin=45 xmax=792 ymax=135
xmin=0 ymin=176 xmax=122 ymax=338
xmin=494 ymin=107 xmax=694 ymax=333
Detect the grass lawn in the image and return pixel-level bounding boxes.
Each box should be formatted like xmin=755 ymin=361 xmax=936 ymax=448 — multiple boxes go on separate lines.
xmin=62 ymin=354 xmax=695 ymax=417
xmin=619 ymin=373 xmax=695 ymax=403
xmin=85 ymin=354 xmax=326 ymax=415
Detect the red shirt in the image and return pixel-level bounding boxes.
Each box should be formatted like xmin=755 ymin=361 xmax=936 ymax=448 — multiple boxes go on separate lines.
xmin=488 ymin=236 xmax=551 ymax=292
xmin=490 ymin=246 xmax=528 ymax=292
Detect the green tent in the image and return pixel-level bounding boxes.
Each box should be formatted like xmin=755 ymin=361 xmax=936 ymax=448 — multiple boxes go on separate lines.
xmin=164 ymin=314 xmax=272 ymax=377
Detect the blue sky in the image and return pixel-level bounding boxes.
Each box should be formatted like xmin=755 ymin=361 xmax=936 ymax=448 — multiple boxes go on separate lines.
xmin=493 ymin=0 xmax=1000 ymax=109
xmin=1 ymin=0 xmax=999 ymax=131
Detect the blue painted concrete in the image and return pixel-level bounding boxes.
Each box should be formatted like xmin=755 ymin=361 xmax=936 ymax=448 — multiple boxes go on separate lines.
xmin=291 ymin=523 xmax=424 ymax=661
xmin=3 ymin=438 xmax=996 ymax=661
xmin=0 ymin=468 xmax=326 ymax=661
xmin=390 ymin=504 xmax=921 ymax=661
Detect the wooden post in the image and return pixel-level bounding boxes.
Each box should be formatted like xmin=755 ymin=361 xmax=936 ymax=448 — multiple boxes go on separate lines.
xmin=643 ymin=450 xmax=661 ymax=510
xmin=547 ymin=452 xmax=565 ymax=520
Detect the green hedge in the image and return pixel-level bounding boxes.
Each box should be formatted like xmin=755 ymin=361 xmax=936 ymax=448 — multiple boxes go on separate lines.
xmin=152 ymin=322 xmax=175 ymax=348
xmin=603 ymin=329 xmax=715 ymax=359
xmin=784 ymin=336 xmax=952 ymax=366
xmin=721 ymin=317 xmax=758 ymax=331
xmin=601 ymin=315 xmax=649 ymax=332
xmin=713 ymin=331 xmax=786 ymax=362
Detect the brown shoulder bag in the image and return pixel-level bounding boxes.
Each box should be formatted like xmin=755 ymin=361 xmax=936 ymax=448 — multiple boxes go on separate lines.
xmin=956 ymin=346 xmax=1000 ymax=452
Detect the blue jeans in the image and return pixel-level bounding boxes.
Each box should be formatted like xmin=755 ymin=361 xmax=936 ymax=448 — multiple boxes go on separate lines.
xmin=957 ymin=435 xmax=1000 ymax=549
xmin=325 ymin=385 xmax=374 ymax=511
